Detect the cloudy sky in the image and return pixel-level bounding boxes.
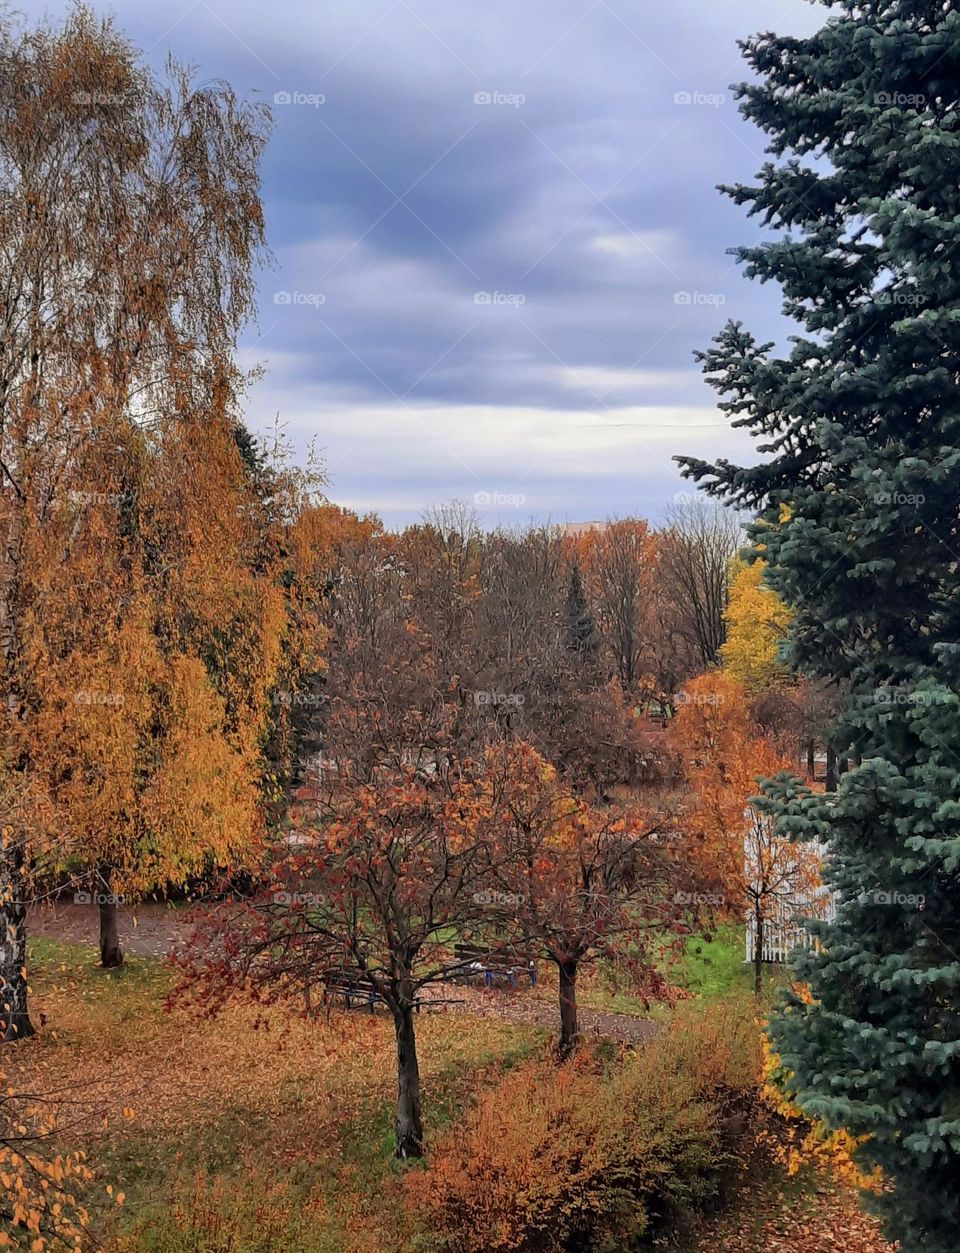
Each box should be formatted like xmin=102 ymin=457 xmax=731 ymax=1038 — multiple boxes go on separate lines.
xmin=25 ymin=0 xmax=824 ymax=527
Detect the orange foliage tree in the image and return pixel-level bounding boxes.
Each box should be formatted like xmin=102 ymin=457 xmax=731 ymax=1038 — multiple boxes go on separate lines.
xmin=670 ymin=672 xmax=827 ymax=994
xmin=25 ymin=415 xmax=289 ymax=969
xmin=0 ymin=8 xmax=270 ymax=1026
xmin=177 ymin=743 xmax=527 ymax=1160
xmin=486 ymin=742 xmax=684 ymax=1056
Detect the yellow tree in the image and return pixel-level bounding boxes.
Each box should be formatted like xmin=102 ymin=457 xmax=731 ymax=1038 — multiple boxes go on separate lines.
xmin=28 ymin=415 xmax=285 ymax=967
xmin=720 ymin=559 xmax=793 ymax=694
xmin=0 ymin=8 xmax=269 ymax=1031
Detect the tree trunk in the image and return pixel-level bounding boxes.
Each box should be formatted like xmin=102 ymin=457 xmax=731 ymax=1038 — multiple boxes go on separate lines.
xmin=826 ymin=745 xmax=837 ymax=792
xmin=806 ymin=738 xmax=815 ymax=781
xmin=393 ymin=1000 xmax=423 ymax=1158
xmin=558 ymin=958 xmax=579 ymax=1058
xmin=0 ymin=835 xmax=34 ymax=1042
xmin=98 ymin=873 xmax=123 ymax=969
xmin=0 ymin=504 xmax=33 ymax=1042
xmin=754 ymin=908 xmax=764 ymax=999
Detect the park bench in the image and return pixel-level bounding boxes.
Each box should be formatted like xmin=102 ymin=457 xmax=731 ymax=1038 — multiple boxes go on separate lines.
xmin=321 ymin=967 xmax=383 ymax=1012
xmin=319 ymin=969 xmax=465 ymax=1013
xmin=452 ymin=942 xmax=537 ymax=989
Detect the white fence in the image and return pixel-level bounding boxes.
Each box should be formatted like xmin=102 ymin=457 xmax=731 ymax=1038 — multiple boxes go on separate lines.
xmin=744 ymin=837 xmax=836 ymax=965
xmin=745 ymin=895 xmax=836 ymax=964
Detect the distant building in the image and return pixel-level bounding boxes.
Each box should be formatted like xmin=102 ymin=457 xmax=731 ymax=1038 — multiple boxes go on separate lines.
xmin=555 ymin=521 xmax=608 ymax=537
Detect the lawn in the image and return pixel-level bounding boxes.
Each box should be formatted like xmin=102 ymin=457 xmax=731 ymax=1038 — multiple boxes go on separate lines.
xmin=9 ymin=930 xmax=791 ymax=1250
xmin=526 ymin=923 xmax=764 ymax=1020
xmin=12 ymin=940 xmax=547 ymax=1252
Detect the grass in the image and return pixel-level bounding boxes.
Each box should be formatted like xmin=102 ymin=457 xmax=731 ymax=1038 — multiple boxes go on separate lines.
xmin=14 ymin=939 xmax=547 ymax=1252
xmin=677 ymin=925 xmax=756 ymax=998
xmin=11 ymin=928 xmax=787 ymax=1250
xmin=525 ymin=923 xmax=761 ymax=1020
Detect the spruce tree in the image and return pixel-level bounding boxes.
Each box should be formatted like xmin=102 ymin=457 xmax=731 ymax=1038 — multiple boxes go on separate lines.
xmin=677 ymin=3 xmax=960 ymax=1247
xmin=564 ymin=561 xmax=600 ymax=657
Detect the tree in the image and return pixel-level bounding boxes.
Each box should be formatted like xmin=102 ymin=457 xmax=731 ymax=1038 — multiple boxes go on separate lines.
xmin=563 ymin=561 xmax=599 ymax=658
xmin=27 ymin=417 xmax=284 ymax=969
xmin=669 ymin=671 xmax=759 ymax=904
xmin=677 ymin=3 xmax=960 ymax=1244
xmin=0 ymin=7 xmax=269 ymax=1006
xmin=656 ymin=500 xmax=741 ymax=674
xmin=490 ymin=743 xmax=682 ymax=1057
xmin=578 ymin=520 xmax=656 ymax=696
xmin=742 ymin=763 xmax=826 ymax=999
xmin=179 ymin=746 xmax=518 ymax=1160
xmin=670 ymin=676 xmax=825 ymax=997
xmin=720 ymin=559 xmax=793 ymax=694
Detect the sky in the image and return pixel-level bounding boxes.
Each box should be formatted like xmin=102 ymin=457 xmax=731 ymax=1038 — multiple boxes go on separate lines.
xmin=22 ymin=0 xmax=825 ymax=528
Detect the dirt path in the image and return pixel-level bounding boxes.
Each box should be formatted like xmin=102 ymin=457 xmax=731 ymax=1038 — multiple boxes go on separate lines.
xmin=29 ymin=898 xmax=195 ymax=959
xmin=28 ymin=899 xmax=661 ymax=1045
xmin=438 ymin=981 xmax=661 ymax=1044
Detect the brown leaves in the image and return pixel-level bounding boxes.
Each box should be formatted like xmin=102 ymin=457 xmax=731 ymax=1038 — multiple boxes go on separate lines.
xmin=694 ymin=1164 xmax=897 ymax=1253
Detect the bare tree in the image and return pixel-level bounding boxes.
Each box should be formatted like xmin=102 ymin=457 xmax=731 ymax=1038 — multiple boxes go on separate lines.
xmin=584 ymin=520 xmax=657 ymax=695
xmin=656 ymin=499 xmax=743 ymax=676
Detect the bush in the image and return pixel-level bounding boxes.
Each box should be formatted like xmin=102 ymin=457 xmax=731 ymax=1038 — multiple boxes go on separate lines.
xmin=407 ymin=995 xmax=761 ymax=1252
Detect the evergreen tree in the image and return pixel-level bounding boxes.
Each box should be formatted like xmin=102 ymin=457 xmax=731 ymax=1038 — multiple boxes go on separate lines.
xmin=677 ymin=3 xmax=960 ymax=1248
xmin=564 ymin=561 xmax=600 ymax=658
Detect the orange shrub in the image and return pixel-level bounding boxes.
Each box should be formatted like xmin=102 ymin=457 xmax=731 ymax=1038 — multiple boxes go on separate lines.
xmin=407 ymin=996 xmax=761 ymax=1252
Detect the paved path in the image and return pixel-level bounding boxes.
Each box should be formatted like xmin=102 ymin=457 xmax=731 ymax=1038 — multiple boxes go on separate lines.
xmin=29 ymin=899 xmax=661 ymax=1045
xmin=29 ymin=898 xmax=194 ymax=959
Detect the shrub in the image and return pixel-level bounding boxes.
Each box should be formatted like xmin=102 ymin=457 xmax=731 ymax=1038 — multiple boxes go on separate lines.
xmin=407 ymin=995 xmax=761 ymax=1252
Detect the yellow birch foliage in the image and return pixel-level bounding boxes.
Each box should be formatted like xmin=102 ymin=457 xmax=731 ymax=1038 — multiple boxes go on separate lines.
xmin=0 ymin=1070 xmax=93 ymax=1251
xmin=25 ymin=415 xmax=284 ymax=899
xmin=720 ymin=559 xmax=793 ymax=693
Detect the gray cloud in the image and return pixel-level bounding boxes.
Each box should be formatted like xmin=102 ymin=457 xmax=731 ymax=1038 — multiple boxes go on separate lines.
xmin=21 ymin=0 xmax=823 ymax=525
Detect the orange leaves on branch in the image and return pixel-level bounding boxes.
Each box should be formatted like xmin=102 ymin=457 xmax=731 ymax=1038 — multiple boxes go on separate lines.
xmin=0 ymin=1075 xmax=92 ymax=1251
